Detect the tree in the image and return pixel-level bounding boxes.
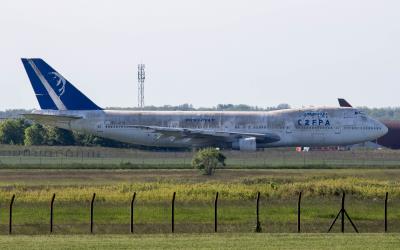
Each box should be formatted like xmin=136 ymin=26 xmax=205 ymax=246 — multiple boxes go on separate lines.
xmin=72 ymin=132 xmax=96 ymax=146
xmin=0 ymin=119 xmax=27 ymax=144
xmin=24 ymin=123 xmax=47 ymax=145
xmin=191 ymin=148 xmax=226 ymax=175
xmin=46 ymin=127 xmax=75 ymax=145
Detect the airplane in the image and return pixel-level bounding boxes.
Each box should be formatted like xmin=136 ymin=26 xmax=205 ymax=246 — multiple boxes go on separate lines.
xmin=337 ymin=98 xmax=400 ymax=149
xmin=21 ymin=58 xmax=388 ymax=151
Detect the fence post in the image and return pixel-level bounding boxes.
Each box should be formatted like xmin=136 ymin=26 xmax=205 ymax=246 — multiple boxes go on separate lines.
xmin=385 ymin=192 xmax=388 ymax=232
xmin=130 ymin=192 xmax=136 ymax=233
xmin=215 ymin=192 xmax=219 ymax=233
xmin=9 ymin=194 xmax=15 ymax=234
xmin=341 ymin=192 xmax=345 ymax=233
xmin=255 ymin=192 xmax=261 ymax=232
xmin=298 ymin=192 xmax=302 ymax=233
xmin=50 ymin=193 xmax=56 ymax=233
xmin=327 ymin=191 xmax=358 ymax=233
xmin=90 ymin=193 xmax=96 ymax=233
xmin=172 ymin=192 xmax=176 ymax=233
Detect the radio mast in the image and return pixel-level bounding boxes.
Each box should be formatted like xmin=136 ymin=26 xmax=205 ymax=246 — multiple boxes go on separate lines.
xmin=137 ymin=64 xmax=145 ymax=108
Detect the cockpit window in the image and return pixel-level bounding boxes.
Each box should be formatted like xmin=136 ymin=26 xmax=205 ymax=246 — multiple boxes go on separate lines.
xmin=355 ymin=110 xmax=365 ymax=115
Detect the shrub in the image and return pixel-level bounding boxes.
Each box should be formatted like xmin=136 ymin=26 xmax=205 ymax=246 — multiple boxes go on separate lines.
xmin=0 ymin=119 xmax=28 ymax=144
xmin=191 ymin=148 xmax=226 ymax=175
xmin=24 ymin=123 xmax=47 ymax=145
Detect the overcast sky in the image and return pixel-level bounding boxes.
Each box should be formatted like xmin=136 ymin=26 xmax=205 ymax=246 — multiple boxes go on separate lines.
xmin=1 ymin=0 xmax=400 ymax=110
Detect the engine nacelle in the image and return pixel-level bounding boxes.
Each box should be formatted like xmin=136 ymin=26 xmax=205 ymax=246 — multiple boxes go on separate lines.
xmin=232 ymin=137 xmax=257 ymax=151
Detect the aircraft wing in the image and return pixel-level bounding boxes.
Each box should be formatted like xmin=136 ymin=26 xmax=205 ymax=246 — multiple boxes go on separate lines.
xmin=23 ymin=113 xmax=82 ymax=124
xmin=131 ymin=125 xmax=280 ymax=143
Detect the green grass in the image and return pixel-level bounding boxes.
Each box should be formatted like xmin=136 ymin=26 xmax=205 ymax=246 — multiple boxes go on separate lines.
xmin=1 ymin=144 xmax=400 ymax=168
xmin=3 ymin=162 xmax=400 ymax=170
xmin=0 ymin=169 xmax=399 ymax=234
xmin=0 ymin=145 xmax=399 ymax=237
xmin=0 ymin=234 xmax=398 ymax=249
xmin=0 ymin=199 xmax=397 ymax=234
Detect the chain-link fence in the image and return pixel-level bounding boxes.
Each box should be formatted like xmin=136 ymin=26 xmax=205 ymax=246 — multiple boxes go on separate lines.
xmin=0 ymin=148 xmax=399 ymax=167
xmin=1 ymin=192 xmax=398 ymax=234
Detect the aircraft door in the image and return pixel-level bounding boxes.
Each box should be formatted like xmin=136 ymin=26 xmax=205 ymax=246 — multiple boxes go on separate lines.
xmin=344 ymin=110 xmax=355 ymax=119
xmin=168 ymin=121 xmax=179 ymax=128
xmin=285 ymin=122 xmax=292 ymax=134
xmin=343 ymin=110 xmax=355 ymax=126
xmin=96 ymin=122 xmax=104 ymax=133
xmin=334 ymin=125 xmax=341 ymax=134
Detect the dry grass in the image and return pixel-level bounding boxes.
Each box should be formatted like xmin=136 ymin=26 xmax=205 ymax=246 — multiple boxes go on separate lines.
xmin=0 ymin=169 xmax=398 ymax=234
xmin=0 ymin=169 xmax=398 ymax=202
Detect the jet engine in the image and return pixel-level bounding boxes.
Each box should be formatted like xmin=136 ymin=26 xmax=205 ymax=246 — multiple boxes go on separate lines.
xmin=232 ymin=137 xmax=257 ymax=151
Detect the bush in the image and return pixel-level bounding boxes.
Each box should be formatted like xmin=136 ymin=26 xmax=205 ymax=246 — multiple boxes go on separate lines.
xmin=191 ymin=148 xmax=226 ymax=175
xmin=0 ymin=119 xmax=28 ymax=145
xmin=24 ymin=124 xmax=47 ymax=145
xmin=46 ymin=127 xmax=75 ymax=145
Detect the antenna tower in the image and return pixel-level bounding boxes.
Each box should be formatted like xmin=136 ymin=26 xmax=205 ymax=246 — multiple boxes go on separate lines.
xmin=137 ymin=64 xmax=145 ymax=108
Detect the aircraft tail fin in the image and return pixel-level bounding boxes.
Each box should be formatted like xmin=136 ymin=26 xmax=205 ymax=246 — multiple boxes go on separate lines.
xmin=21 ymin=58 xmax=102 ymax=110
xmin=338 ymin=98 xmax=352 ymax=108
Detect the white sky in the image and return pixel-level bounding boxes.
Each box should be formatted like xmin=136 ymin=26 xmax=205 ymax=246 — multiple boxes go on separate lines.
xmin=1 ymin=0 xmax=400 ymax=110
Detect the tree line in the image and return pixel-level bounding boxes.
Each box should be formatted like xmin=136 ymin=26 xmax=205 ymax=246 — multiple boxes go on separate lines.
xmin=0 ymin=119 xmax=129 ymax=148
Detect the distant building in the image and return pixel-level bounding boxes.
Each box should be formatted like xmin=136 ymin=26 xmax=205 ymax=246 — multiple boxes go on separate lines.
xmin=377 ymin=120 xmax=400 ymax=149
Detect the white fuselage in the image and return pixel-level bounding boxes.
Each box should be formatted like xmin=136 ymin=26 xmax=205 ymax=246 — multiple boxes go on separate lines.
xmin=31 ymin=107 xmax=388 ymax=150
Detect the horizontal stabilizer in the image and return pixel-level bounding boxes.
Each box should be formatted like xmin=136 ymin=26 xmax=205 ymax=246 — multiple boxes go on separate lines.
xmin=23 ymin=113 xmax=82 ymax=125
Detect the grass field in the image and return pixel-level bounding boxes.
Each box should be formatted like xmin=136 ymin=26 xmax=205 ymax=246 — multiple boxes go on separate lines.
xmin=0 ymin=169 xmax=399 ymax=201
xmin=0 ymin=169 xmax=399 ymax=234
xmin=1 ymin=145 xmax=400 ymax=168
xmin=0 ymin=146 xmax=398 ymax=249
xmin=0 ymin=146 xmax=398 ymax=248
xmin=0 ymin=234 xmax=398 ymax=249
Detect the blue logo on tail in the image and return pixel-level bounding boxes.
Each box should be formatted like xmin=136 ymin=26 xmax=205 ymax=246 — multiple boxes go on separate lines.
xmin=48 ymin=72 xmax=66 ymax=96
xmin=21 ymin=58 xmax=102 ymax=110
